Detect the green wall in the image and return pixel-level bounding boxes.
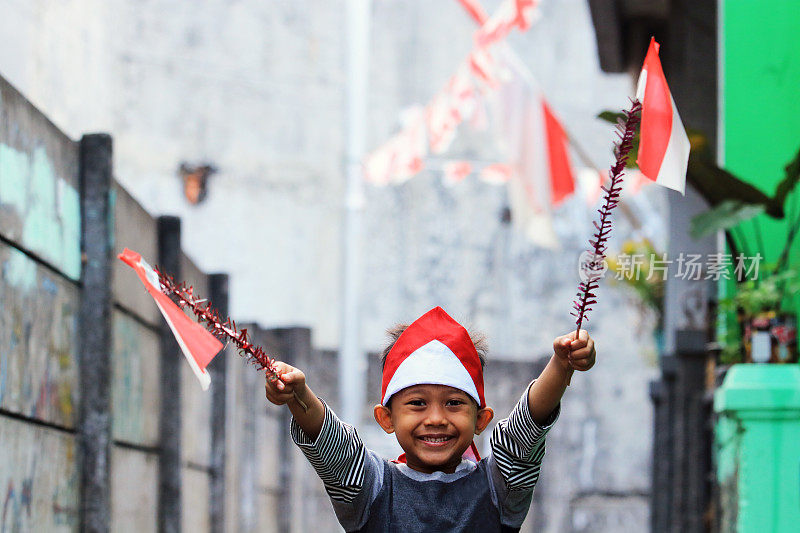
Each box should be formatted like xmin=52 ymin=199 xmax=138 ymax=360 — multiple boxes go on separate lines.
xmin=721 ymin=0 xmax=800 ymax=305
xmin=717 ymin=3 xmax=800 ymax=530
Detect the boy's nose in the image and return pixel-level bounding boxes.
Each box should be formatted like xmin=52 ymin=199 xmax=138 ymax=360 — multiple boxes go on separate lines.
xmin=423 ymin=406 xmax=448 ymax=426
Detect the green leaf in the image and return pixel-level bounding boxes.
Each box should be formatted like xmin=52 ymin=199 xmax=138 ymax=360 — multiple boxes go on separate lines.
xmin=597 ymin=111 xmax=625 ymax=124
xmin=687 ymin=155 xmax=781 ymax=218
xmin=690 ymin=200 xmax=766 ymax=239
xmin=773 ymin=147 xmax=800 ymax=208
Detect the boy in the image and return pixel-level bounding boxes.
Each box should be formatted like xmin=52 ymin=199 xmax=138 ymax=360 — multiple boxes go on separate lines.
xmin=265 ymin=306 xmax=596 ymax=532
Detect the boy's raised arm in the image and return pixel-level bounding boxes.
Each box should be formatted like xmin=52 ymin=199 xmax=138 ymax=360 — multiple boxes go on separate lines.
xmin=265 ymin=361 xmax=325 ymax=439
xmin=527 ymin=330 xmax=595 ymax=425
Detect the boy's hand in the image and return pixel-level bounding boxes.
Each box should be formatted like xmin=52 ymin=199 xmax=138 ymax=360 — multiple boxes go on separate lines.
xmin=529 ymin=330 xmax=596 ymax=421
xmin=265 ymin=361 xmax=324 ymax=439
xmin=553 ymin=329 xmax=596 ymax=372
xmin=265 ymin=361 xmax=308 ymax=406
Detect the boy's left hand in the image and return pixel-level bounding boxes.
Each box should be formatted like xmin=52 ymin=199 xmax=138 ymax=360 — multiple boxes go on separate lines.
xmin=553 ymin=330 xmax=596 ymax=372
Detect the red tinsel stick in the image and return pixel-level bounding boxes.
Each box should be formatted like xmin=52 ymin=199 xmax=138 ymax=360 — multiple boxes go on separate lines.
xmin=572 ymin=99 xmax=642 ymax=337
xmin=156 ymin=269 xmax=309 ymax=411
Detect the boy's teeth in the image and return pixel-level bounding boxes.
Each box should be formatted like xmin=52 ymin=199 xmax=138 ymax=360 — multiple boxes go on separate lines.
xmin=422 ymin=436 xmax=449 ymax=442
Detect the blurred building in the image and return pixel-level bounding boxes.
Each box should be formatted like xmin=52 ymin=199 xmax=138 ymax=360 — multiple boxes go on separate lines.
xmin=592 ymin=1 xmax=800 ymax=532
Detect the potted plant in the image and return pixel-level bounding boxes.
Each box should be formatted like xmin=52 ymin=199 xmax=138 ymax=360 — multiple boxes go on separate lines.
xmin=689 ymin=149 xmax=800 ymax=365
xmin=718 ymin=270 xmax=799 ymax=364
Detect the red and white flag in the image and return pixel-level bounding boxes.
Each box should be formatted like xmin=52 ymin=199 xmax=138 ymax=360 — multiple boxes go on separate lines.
xmin=578 ymin=168 xmax=604 ymax=206
xmin=443 ymin=161 xmax=473 ymax=186
xmin=495 ymin=77 xmax=575 ymax=248
xmin=364 ymin=107 xmax=427 ymax=184
xmin=503 ymin=90 xmax=575 ymax=207
xmin=540 ymin=99 xmax=575 ymax=206
xmin=119 ymin=248 xmax=223 ymax=390
xmin=636 ymin=38 xmax=690 ymax=195
xmin=479 ymin=163 xmax=512 ymax=184
xmin=473 ymin=0 xmax=540 ymax=47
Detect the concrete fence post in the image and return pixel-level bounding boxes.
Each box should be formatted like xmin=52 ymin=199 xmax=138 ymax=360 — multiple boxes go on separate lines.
xmin=157 ymin=216 xmax=182 ymax=533
xmin=78 ymin=133 xmax=115 ymax=533
xmin=208 ymin=273 xmax=229 ymax=533
xmin=672 ymin=331 xmax=711 ymax=533
xmin=275 ymin=327 xmax=313 ymax=533
xmin=651 ymin=330 xmax=713 ymax=533
xmin=649 ymin=355 xmax=676 ymax=533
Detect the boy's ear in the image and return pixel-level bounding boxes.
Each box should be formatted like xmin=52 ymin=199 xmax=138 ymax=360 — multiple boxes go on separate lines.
xmin=373 ymin=404 xmax=395 ymax=434
xmin=474 ymin=407 xmax=494 ymax=435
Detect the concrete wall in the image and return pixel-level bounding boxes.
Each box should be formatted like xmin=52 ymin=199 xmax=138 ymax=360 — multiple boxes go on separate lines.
xmin=1 ymin=71 xmax=232 ymax=532
xmin=0 ymin=74 xmax=81 ymax=531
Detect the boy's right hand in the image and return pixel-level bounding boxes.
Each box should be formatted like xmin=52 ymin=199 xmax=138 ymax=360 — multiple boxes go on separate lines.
xmin=265 ymin=361 xmax=308 ymax=406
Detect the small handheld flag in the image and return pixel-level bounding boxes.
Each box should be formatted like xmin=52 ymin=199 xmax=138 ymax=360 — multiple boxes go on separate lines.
xmin=570 ymin=39 xmax=687 ymax=379
xmin=571 ymin=101 xmax=641 ymax=338
xmin=119 ymin=248 xmax=222 ymax=390
xmin=636 ymin=37 xmax=690 ymax=194
xmin=119 ymin=248 xmax=309 ymax=410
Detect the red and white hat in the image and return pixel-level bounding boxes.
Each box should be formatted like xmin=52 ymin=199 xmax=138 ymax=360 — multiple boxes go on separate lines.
xmin=381 ymin=307 xmax=485 ymax=408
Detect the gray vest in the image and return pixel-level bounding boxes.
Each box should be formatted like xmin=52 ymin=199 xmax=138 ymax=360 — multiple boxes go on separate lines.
xmin=354 ymin=459 xmax=520 ymax=533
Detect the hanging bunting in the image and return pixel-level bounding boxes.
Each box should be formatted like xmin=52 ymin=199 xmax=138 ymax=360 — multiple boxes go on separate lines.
xmin=479 ymin=163 xmax=513 ymax=184
xmin=363 ymin=0 xmax=542 ymax=185
xmin=577 ymin=167 xmax=604 ymax=206
xmin=443 ymin=161 xmax=474 ymax=186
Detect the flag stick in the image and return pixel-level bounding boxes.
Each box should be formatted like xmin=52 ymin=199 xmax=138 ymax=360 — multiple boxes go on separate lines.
xmin=572 ymin=99 xmax=642 ymax=338
xmin=157 ymin=269 xmax=309 ymax=412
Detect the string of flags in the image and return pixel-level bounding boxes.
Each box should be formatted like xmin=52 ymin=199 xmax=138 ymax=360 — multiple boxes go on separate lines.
xmin=363 ymin=0 xmax=541 ymax=185
xmin=364 ymin=0 xmax=688 ymax=249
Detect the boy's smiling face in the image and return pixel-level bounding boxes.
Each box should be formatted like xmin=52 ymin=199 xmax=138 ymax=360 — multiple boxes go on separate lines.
xmin=374 ymin=384 xmax=494 ymax=474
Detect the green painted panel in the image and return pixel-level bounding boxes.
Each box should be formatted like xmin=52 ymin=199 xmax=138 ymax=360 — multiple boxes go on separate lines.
xmin=719 ymin=5 xmax=800 ymax=528
xmin=722 ymin=0 xmax=800 ymax=311
xmin=0 ymin=243 xmax=78 ymax=428
xmin=0 ymin=78 xmax=81 ymax=280
xmin=723 ymin=2 xmax=800 ymax=187
xmin=714 ymin=365 xmax=800 ymax=531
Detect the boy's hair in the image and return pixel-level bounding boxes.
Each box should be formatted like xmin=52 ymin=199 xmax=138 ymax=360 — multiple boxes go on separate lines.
xmin=379 ymin=323 xmax=488 ymax=371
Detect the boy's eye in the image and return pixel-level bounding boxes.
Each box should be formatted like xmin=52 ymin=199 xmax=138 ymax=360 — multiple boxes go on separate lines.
xmin=446 ymin=399 xmax=466 ymax=407
xmin=407 ymin=399 xmax=425 ymax=407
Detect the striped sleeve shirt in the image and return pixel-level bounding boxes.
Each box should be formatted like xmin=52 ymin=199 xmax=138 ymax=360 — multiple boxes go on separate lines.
xmin=291 ymin=386 xmax=559 ymax=529
xmin=489 ymin=383 xmax=559 ymax=490
xmin=290 ymin=401 xmax=367 ymax=503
